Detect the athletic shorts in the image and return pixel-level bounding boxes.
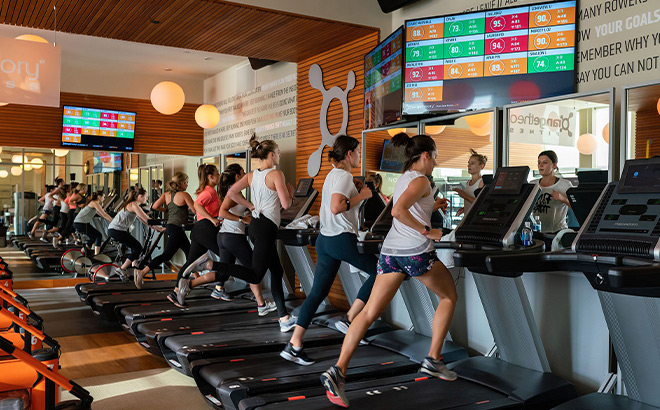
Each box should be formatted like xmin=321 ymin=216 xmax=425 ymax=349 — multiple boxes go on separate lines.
xmin=377 ymin=251 xmax=439 ymax=279
xmin=42 ymin=210 xmax=52 ymax=216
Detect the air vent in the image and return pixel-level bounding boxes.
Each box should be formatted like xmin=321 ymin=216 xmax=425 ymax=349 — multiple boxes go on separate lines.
xmin=576 ymin=238 xmax=654 ymax=258
xmin=455 ymin=230 xmax=502 ymax=246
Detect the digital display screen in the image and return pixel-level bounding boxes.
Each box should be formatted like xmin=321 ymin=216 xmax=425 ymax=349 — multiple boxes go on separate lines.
xmin=93 ymin=152 xmax=122 ymax=173
xmin=62 ymin=106 xmax=135 ymax=152
xmin=403 ymin=1 xmax=576 ymax=114
xmin=380 ymin=139 xmax=406 ymax=173
xmin=620 ymin=163 xmax=660 ymax=194
xmin=492 ymin=166 xmax=528 ymax=195
xmin=364 ymin=27 xmax=404 ymax=129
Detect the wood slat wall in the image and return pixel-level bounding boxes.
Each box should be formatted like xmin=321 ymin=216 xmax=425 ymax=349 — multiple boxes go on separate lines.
xmin=296 ymin=32 xmax=379 ymax=310
xmin=0 ymin=92 xmax=203 ymax=156
xmin=2 ymin=0 xmax=377 ymax=63
xmin=634 ymin=110 xmax=660 ymax=158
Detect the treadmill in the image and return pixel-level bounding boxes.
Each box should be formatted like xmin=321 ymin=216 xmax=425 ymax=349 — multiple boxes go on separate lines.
xmin=486 ymin=157 xmax=660 ymax=410
xmin=215 ymin=166 xmax=577 ymax=410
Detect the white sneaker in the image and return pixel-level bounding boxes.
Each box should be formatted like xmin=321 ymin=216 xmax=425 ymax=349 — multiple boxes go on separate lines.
xmin=257 ymin=300 xmax=277 ymax=316
xmin=279 ymin=315 xmax=297 ymax=333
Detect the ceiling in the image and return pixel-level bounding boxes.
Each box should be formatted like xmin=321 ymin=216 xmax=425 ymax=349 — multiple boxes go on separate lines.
xmin=0 ymin=0 xmax=379 ymax=63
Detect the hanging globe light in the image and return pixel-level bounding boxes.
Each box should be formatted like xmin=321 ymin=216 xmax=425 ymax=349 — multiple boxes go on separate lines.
xmin=52 ymin=149 xmax=69 ymax=157
xmin=602 ymin=123 xmax=609 ymax=144
xmin=0 ymin=103 xmax=7 ymax=107
xmin=15 ymin=34 xmax=49 ymax=43
xmin=150 ymin=81 xmax=185 ymax=115
xmin=30 ymin=158 xmax=44 ymax=169
xmin=387 ymin=128 xmax=407 ymax=137
xmin=10 ymin=166 xmax=22 ymax=176
xmin=577 ymin=133 xmax=598 ymax=155
xmin=0 ymin=170 xmax=7 ymax=178
xmin=425 ymin=125 xmax=446 ymax=135
xmin=195 ymin=104 xmax=220 ymax=129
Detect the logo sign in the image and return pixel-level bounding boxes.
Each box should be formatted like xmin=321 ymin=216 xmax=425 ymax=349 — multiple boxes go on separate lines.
xmin=0 ymin=37 xmax=61 ymax=107
xmin=508 ymin=104 xmax=576 ymax=147
xmin=307 ymin=64 xmax=355 ymax=177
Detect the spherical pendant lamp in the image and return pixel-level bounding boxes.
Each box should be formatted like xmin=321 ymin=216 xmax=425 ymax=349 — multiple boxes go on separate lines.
xmin=602 ymin=123 xmax=610 ymax=144
xmin=387 ymin=128 xmax=407 ymax=137
xmin=0 ymin=170 xmax=7 ymax=178
xmin=425 ymin=125 xmax=446 ymax=135
xmin=150 ymin=81 xmax=185 ymax=115
xmin=15 ymin=34 xmax=49 ymax=43
xmin=10 ymin=166 xmax=22 ymax=176
xmin=465 ymin=112 xmax=492 ymax=130
xmin=31 ymin=158 xmax=44 ymax=169
xmin=195 ymin=104 xmax=220 ymax=129
xmin=52 ymin=149 xmax=69 ymax=157
xmin=577 ymin=133 xmax=598 ymax=155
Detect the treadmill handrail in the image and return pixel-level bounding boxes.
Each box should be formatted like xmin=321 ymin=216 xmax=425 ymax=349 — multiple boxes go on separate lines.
xmin=453 ymin=239 xmax=545 ymax=275
xmin=0 ymin=307 xmax=56 ymax=348
xmin=0 ymin=290 xmax=43 ymax=327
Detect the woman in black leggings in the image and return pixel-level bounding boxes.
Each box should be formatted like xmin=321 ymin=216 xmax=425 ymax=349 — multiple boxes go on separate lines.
xmin=176 ymin=164 xmax=277 ymax=316
xmin=168 ymin=164 xmax=232 ymax=306
xmin=134 ymin=172 xmax=194 ymax=289
xmin=178 ymin=135 xmax=295 ymax=331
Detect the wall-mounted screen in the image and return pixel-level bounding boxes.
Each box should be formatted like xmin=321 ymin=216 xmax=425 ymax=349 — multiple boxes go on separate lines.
xmin=380 ymin=139 xmax=406 ymax=173
xmin=93 ymin=152 xmax=122 ymax=173
xmin=62 ymin=106 xmax=136 ymax=152
xmin=364 ymin=27 xmax=404 ymax=130
xmin=403 ymin=0 xmax=576 ymax=115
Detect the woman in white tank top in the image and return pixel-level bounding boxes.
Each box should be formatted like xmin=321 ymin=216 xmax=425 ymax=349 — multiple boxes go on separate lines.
xmin=321 ymin=133 xmax=459 ymax=407
xmin=454 ymin=148 xmax=487 ymax=217
xmin=222 ymin=135 xmax=296 ymax=331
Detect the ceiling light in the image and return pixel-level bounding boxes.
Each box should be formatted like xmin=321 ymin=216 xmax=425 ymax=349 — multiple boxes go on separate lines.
xmin=151 ymin=81 xmax=185 ymax=115
xmin=164 ymin=68 xmax=172 ymax=72
xmin=10 ymin=166 xmax=22 ymax=176
xmin=15 ymin=34 xmax=49 ymax=43
xmin=195 ymin=104 xmax=220 ymax=129
xmin=204 ymin=56 xmax=213 ymax=61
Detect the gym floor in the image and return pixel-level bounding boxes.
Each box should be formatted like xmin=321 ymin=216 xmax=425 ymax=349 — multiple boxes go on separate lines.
xmin=5 ymin=247 xmax=209 ymax=409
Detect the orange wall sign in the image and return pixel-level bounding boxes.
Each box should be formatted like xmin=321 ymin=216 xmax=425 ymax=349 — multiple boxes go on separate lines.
xmin=0 ymin=37 xmax=61 ymax=107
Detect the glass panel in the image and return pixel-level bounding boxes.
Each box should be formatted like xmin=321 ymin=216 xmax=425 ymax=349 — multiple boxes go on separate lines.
xmin=128 ymin=168 xmax=139 ymax=191
xmin=224 ymin=152 xmax=248 ymax=197
xmin=625 ymin=83 xmax=660 ymax=161
xmin=201 ymin=155 xmax=220 ymax=168
xmin=139 ymin=168 xmax=149 ymax=192
xmin=506 ymin=93 xmax=611 ymax=179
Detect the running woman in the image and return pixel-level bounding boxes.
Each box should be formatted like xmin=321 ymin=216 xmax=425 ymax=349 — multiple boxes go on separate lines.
xmin=134 ymin=172 xmax=195 ymax=289
xmin=280 ymin=135 xmax=376 ymax=366
xmin=531 ymin=150 xmax=573 ymax=233
xmin=321 ymin=133 xmax=459 ymax=408
xmin=167 ymin=164 xmax=232 ymax=306
xmin=29 ymin=185 xmax=57 ymax=241
xmin=108 ymin=188 xmax=163 ymax=280
xmin=180 ymin=135 xmax=297 ymax=331
xmin=73 ymin=191 xmax=113 ymax=255
xmin=176 ymin=164 xmax=277 ymax=316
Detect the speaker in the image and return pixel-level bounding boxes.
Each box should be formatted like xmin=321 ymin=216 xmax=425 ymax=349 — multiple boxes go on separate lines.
xmin=377 ymin=0 xmax=420 ymax=13
xmin=248 ymin=58 xmax=278 ymax=70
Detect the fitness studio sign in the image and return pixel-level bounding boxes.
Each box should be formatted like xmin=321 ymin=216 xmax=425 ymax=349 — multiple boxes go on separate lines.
xmin=508 ymin=104 xmax=576 ymax=146
xmin=0 ymin=36 xmax=61 ymax=107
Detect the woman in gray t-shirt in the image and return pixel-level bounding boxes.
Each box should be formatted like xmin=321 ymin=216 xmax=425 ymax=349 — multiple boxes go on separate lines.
xmin=532 ymin=150 xmax=574 ymax=233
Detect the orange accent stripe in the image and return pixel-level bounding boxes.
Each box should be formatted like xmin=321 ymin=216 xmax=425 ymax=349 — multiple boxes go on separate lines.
xmin=161 ymin=318 xmax=172 ymax=321
xmin=191 ymin=331 xmax=204 ymax=335
xmin=230 ymin=359 xmax=244 ymax=362
xmin=111 ymin=292 xmax=121 ymax=295
xmin=247 ymin=310 xmax=258 ymax=313
xmin=288 ymin=396 xmax=305 ymax=401
xmin=141 ymin=303 xmax=151 ymax=306
xmin=414 ymin=377 xmax=429 ymax=382
xmin=262 ymin=378 xmax=277 ymax=381
xmin=380 ymin=361 xmax=394 ymax=365
xmin=476 ymin=401 xmax=490 ymax=405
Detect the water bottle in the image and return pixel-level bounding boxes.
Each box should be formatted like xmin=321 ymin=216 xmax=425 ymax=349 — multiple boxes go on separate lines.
xmin=521 ymin=222 xmax=533 ymax=247
xmin=531 ymin=215 xmax=542 ymax=232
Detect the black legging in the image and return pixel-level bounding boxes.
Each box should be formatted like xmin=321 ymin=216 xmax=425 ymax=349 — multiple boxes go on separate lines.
xmin=73 ymin=222 xmax=102 ymax=247
xmin=217 ymin=232 xmax=253 ymax=271
xmin=108 ymin=228 xmax=143 ymax=261
xmin=177 ymin=219 xmax=228 ymax=284
xmin=60 ymin=209 xmax=76 ymax=238
xmin=214 ymin=216 xmax=288 ymax=318
xmin=58 ymin=210 xmax=68 ymax=232
xmin=148 ymin=224 xmax=191 ymax=271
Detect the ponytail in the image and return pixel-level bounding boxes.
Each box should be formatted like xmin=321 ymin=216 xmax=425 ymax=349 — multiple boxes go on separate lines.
xmin=167 ymin=172 xmax=189 ymax=193
xmin=118 ymin=187 xmax=146 ymax=211
xmin=391 ymin=133 xmax=436 ymax=172
xmin=196 ymin=164 xmax=218 ymax=195
xmin=218 ymin=164 xmax=244 ymax=200
xmin=327 ymin=135 xmax=359 ymax=163
xmin=249 ymin=134 xmax=278 ymax=160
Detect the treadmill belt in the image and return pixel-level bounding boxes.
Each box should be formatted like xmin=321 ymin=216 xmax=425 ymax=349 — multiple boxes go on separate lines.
xmin=122 ymin=297 xmax=256 ymax=326
xmin=196 ymin=345 xmax=419 ymax=409
xmin=78 ymin=280 xmax=177 ymax=297
xmin=247 ymin=374 xmax=516 ymax=410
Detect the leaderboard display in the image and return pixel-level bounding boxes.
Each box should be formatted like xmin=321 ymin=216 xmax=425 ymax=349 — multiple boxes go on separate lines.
xmin=62 ymin=106 xmax=136 ymax=151
xmin=403 ymin=0 xmax=576 ymax=114
xmin=364 ymin=27 xmax=403 ymax=129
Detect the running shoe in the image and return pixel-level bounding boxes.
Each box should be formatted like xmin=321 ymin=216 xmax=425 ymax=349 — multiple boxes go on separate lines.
xmin=27 ymin=232 xmax=34 ymax=240
xmin=334 ymin=318 xmax=351 ymax=334
xmin=279 ymin=315 xmax=298 ymax=333
xmin=211 ymin=287 xmax=234 ymax=301
xmin=419 ymin=356 xmax=457 ymax=381
xmin=167 ymin=291 xmax=187 ymax=308
xmin=52 ymin=237 xmax=59 ymax=248
xmin=280 ymin=343 xmax=315 ymax=366
xmin=257 ymin=300 xmax=277 ymax=316
xmin=181 ymin=252 xmax=212 ymax=279
xmin=39 ymin=237 xmax=49 ymax=243
xmin=134 ymin=269 xmax=145 ymax=289
xmin=177 ymin=278 xmax=191 ymax=306
xmin=320 ymin=365 xmax=349 ymax=408
xmin=114 ymin=267 xmax=130 ymax=283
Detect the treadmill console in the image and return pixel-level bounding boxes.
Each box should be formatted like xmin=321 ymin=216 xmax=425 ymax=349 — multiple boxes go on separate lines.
xmin=576 ymin=157 xmax=660 ymax=259
xmin=456 ymin=166 xmax=539 ymax=246
xmin=280 ymin=178 xmax=318 ymax=226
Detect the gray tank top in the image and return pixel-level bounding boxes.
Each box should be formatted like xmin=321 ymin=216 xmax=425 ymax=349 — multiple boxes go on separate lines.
xmin=108 ymin=207 xmax=137 ymax=231
xmin=167 ymin=191 xmax=188 ymax=226
xmin=74 ymin=204 xmax=97 ymax=224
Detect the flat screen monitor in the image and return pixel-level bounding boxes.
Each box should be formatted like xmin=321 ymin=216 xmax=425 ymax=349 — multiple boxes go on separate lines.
xmin=62 ymin=106 xmax=136 ymax=152
xmin=93 ymin=152 xmax=122 ymax=173
xmin=380 ymin=139 xmax=406 ymax=173
xmin=403 ymin=0 xmax=576 ymax=114
xmin=364 ymin=27 xmax=404 ymax=129
xmin=619 ymin=159 xmax=660 ymax=194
